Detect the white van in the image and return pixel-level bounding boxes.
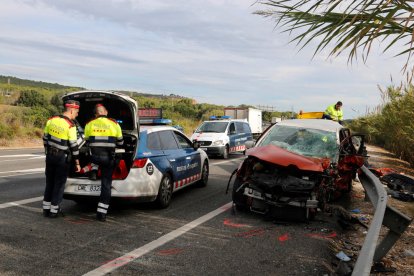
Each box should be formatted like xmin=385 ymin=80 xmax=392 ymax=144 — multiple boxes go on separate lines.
xmin=190 ymin=117 xmax=253 ymax=159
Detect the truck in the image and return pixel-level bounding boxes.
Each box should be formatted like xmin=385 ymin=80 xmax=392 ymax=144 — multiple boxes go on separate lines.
xmin=224 ymin=107 xmax=262 ymax=137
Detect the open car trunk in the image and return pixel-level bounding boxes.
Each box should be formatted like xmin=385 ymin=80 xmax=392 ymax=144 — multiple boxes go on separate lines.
xmin=62 ymin=91 xmax=139 ymax=180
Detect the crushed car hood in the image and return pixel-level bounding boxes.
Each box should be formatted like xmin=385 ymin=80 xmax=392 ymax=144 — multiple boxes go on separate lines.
xmin=247 ymin=145 xmax=329 ymax=172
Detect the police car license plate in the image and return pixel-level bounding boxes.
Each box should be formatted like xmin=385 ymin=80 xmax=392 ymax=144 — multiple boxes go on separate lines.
xmin=77 ymin=184 xmax=101 ymax=192
xmin=89 ymin=185 xmax=101 ymax=192
xmin=201 ymin=147 xmax=208 ymax=151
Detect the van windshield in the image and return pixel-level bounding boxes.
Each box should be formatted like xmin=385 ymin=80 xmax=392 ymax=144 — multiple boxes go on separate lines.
xmin=195 ymin=121 xmax=228 ymax=133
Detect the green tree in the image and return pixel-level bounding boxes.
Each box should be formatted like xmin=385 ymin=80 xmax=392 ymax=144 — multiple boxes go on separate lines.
xmin=262 ymin=111 xmax=272 ymax=122
xmin=16 ymin=90 xmax=47 ymax=107
xmin=50 ymin=93 xmax=63 ymax=111
xmin=256 ymin=1 xmax=414 ymax=69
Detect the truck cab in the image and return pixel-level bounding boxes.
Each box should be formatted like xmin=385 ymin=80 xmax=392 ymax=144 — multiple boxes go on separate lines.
xmin=190 ymin=116 xmax=253 ymax=159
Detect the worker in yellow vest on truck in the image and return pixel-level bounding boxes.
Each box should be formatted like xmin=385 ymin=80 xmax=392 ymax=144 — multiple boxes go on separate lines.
xmin=322 ymin=101 xmax=344 ymax=125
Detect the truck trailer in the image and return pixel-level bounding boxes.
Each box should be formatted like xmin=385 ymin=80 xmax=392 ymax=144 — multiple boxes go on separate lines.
xmin=224 ymin=107 xmax=262 ymax=136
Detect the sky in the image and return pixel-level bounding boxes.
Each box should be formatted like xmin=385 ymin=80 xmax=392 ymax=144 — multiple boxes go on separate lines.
xmin=0 ymin=0 xmax=410 ymax=119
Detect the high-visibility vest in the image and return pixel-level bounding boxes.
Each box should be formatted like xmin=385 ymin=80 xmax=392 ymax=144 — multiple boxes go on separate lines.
xmin=324 ymin=104 xmax=343 ymax=121
xmin=43 ymin=115 xmax=79 ymax=157
xmin=84 ymin=116 xmax=123 ymax=148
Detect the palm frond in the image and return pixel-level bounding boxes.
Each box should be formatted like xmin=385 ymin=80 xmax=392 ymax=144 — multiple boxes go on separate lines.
xmin=255 ymin=0 xmax=414 ymax=69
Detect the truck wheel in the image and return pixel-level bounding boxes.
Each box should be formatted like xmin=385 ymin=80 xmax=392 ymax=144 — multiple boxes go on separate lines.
xmin=222 ymin=145 xmax=229 ymax=159
xmin=156 ymin=174 xmax=173 ymax=208
xmin=197 ymin=161 xmax=209 ymax=187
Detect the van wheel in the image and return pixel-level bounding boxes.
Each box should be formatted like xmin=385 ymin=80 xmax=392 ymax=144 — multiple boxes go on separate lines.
xmin=156 ymin=174 xmax=173 ymax=208
xmin=197 ymin=161 xmax=209 ymax=187
xmin=222 ymin=145 xmax=229 ymax=159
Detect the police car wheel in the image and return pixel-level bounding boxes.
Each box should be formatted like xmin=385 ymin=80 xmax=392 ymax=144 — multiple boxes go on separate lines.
xmin=156 ymin=174 xmax=173 ymax=208
xmin=222 ymin=145 xmax=229 ymax=159
xmin=197 ymin=161 xmax=209 ymax=187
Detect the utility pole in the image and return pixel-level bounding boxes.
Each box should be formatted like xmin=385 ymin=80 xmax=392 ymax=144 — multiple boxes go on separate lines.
xmin=6 ymin=77 xmax=10 ymax=97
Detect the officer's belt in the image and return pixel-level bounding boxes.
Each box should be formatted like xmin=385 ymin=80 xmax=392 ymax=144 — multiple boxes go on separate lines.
xmin=48 ymin=147 xmax=65 ymax=155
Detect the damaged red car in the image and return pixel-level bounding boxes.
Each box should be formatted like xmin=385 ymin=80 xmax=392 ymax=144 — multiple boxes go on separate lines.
xmin=231 ymin=119 xmax=366 ymax=221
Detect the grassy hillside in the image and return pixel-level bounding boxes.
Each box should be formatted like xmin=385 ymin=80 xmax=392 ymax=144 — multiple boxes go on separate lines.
xmin=0 ymin=76 xmax=224 ymax=146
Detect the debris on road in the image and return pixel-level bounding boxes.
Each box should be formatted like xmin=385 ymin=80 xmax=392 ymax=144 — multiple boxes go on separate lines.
xmin=380 ymin=173 xmax=414 ymax=201
xmin=336 ymin=251 xmax=351 ymax=262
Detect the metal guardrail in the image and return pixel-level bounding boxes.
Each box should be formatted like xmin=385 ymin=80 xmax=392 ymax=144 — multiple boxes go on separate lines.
xmin=352 ymin=165 xmax=412 ymax=275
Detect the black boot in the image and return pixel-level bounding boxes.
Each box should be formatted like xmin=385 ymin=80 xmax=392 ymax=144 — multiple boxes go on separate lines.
xmin=43 ymin=209 xmax=50 ymax=217
xmin=49 ymin=212 xmax=58 ymax=218
xmin=96 ymin=212 xmax=106 ymax=222
xmin=49 ymin=209 xmax=64 ymax=218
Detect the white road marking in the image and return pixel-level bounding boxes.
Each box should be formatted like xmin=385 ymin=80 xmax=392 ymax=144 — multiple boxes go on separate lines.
xmin=0 ymin=153 xmax=43 ymax=158
xmin=84 ymin=202 xmax=233 ymax=276
xmin=0 ymin=168 xmax=44 ymax=178
xmin=0 ymin=154 xmax=44 ymax=158
xmin=0 ymin=156 xmax=44 ymax=162
xmin=210 ymin=157 xmax=244 ymax=166
xmin=0 ymin=171 xmax=44 ymax=178
xmin=0 ymin=196 xmax=43 ymax=209
xmin=0 ymin=168 xmax=45 ymax=174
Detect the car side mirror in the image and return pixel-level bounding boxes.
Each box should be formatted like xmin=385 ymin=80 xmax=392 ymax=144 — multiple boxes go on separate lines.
xmin=245 ymin=140 xmax=255 ymax=149
xmin=193 ymin=141 xmax=200 ymax=150
xmin=351 ymin=135 xmax=365 ymax=154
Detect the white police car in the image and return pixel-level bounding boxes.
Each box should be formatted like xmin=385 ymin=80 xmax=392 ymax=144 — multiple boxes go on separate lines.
xmin=190 ymin=116 xmax=253 ymax=159
xmin=62 ymin=91 xmax=209 ymax=208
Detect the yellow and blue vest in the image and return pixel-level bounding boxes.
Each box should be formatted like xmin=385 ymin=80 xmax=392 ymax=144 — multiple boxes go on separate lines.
xmin=43 ymin=115 xmax=80 ymax=157
xmin=85 ymin=116 xmax=123 ymax=148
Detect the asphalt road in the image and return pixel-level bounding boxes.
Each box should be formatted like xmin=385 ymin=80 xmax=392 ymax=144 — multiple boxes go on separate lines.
xmin=0 ymin=149 xmax=339 ymax=275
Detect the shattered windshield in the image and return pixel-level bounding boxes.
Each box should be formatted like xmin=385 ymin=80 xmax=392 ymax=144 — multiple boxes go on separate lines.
xmin=195 ymin=122 xmax=228 ymax=133
xmin=257 ymin=125 xmax=338 ymax=159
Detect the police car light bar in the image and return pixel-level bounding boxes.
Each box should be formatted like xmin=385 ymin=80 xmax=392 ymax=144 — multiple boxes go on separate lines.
xmin=139 ymin=118 xmax=172 ymax=125
xmin=210 ymin=115 xmax=231 ymax=120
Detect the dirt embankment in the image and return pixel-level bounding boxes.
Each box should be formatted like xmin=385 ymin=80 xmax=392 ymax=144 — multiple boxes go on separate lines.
xmin=335 ymin=145 xmax=414 ymax=275
xmin=0 ymin=138 xmax=42 ymax=149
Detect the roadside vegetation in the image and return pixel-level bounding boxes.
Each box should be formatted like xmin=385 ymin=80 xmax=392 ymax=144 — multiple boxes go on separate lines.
xmin=348 ymin=84 xmax=414 ymax=166
xmin=0 ymin=75 xmax=288 ymax=147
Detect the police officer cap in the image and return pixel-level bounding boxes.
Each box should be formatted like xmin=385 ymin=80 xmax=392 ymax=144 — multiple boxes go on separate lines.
xmin=336 ymin=101 xmax=343 ymax=106
xmin=64 ymin=100 xmax=80 ymax=109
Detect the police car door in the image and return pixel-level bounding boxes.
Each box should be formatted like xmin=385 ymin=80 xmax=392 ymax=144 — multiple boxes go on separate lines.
xmin=158 ymin=130 xmax=187 ymax=185
xmin=228 ymin=122 xmax=237 ymax=152
xmin=235 ymin=122 xmax=250 ymax=151
xmin=172 ymin=130 xmax=201 ymax=184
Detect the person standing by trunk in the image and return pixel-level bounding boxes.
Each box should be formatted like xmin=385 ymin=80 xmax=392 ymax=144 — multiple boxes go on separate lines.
xmin=84 ymin=104 xmax=123 ymax=222
xmin=42 ymin=100 xmax=81 ymax=218
xmin=322 ymin=101 xmax=344 ymax=125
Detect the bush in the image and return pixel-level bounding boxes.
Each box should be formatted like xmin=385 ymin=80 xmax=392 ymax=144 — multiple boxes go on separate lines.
xmin=16 ymin=90 xmax=47 ymax=107
xmin=348 ymin=85 xmax=414 ymax=166
xmin=0 ymin=122 xmax=16 ymax=139
xmin=23 ymin=106 xmax=55 ymax=128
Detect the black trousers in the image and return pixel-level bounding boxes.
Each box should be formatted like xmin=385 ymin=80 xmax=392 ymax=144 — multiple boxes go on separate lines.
xmin=44 ymin=150 xmax=69 ymax=212
xmin=90 ymin=149 xmax=115 ymax=211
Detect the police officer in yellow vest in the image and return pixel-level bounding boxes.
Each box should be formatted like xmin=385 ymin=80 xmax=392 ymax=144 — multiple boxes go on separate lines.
xmin=42 ymin=100 xmax=81 ymax=218
xmin=322 ymin=101 xmax=344 ymax=125
xmin=85 ymin=104 xmax=123 ymax=222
